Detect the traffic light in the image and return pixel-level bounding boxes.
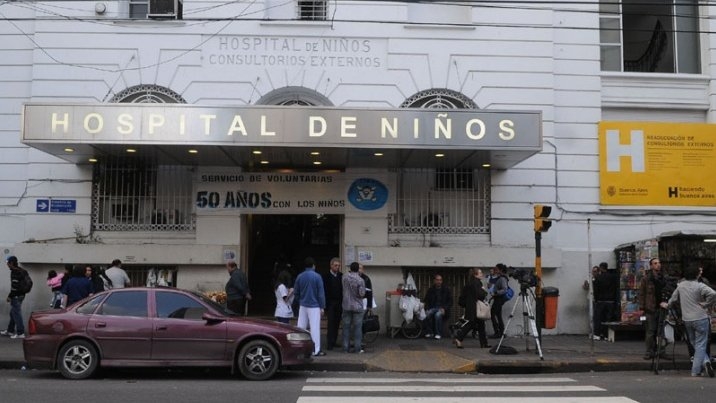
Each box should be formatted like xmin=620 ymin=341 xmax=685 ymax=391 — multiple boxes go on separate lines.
xmin=534 ymin=204 xmax=552 ymax=232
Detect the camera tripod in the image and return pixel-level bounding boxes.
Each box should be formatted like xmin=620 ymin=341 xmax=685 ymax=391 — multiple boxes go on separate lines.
xmin=494 ymin=285 xmax=544 ymax=360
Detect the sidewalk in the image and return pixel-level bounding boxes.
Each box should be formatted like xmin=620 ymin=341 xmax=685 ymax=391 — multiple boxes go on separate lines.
xmin=0 ymin=332 xmax=694 ymax=374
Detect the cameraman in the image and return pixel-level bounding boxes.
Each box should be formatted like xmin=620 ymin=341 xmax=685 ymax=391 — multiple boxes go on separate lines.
xmin=638 ymin=258 xmax=668 ymax=360
xmin=489 ymin=263 xmax=509 ymax=339
xmin=661 ymin=264 xmax=716 ymax=377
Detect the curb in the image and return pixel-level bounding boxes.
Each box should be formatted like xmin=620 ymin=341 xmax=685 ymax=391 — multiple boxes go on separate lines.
xmin=290 ymin=359 xmax=693 ymax=375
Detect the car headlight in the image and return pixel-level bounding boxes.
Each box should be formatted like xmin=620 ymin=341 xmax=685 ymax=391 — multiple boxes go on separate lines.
xmin=287 ymin=332 xmax=312 ymax=341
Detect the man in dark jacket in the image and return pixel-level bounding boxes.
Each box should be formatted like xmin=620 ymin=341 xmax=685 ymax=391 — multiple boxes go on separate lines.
xmin=322 ymin=257 xmax=343 ymax=350
xmin=423 ymin=274 xmax=452 ymax=339
xmin=225 ymin=260 xmax=251 ymax=315
xmin=592 ymin=262 xmax=620 ymax=340
xmin=638 ymin=258 xmax=666 ymax=359
xmin=2 ymin=256 xmax=30 ymax=338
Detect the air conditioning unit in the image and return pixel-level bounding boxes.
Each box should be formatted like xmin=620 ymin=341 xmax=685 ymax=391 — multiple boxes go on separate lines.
xmin=148 ymin=0 xmax=182 ymax=19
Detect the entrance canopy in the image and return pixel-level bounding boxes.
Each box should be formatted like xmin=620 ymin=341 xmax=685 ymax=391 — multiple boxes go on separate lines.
xmin=22 ymin=103 xmax=543 ymax=170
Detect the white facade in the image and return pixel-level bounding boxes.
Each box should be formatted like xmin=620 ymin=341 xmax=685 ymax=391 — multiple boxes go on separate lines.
xmin=1 ymin=0 xmax=715 ymax=335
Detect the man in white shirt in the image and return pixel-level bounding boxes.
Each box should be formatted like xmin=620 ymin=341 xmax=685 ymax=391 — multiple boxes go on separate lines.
xmin=105 ymin=259 xmax=131 ymax=289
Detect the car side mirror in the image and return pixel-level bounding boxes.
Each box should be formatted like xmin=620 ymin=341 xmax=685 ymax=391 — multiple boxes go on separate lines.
xmin=202 ymin=312 xmax=226 ymax=324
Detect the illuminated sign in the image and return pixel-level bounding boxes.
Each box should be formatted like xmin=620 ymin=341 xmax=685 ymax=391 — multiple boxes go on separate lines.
xmin=599 ymin=121 xmax=716 ymax=207
xmin=22 ymin=104 xmax=542 ymax=150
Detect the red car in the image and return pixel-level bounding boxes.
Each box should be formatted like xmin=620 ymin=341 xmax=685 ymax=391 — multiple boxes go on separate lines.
xmin=23 ymin=287 xmax=314 ymax=380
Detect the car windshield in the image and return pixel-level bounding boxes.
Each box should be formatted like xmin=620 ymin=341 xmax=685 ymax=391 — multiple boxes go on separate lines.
xmin=188 ymin=291 xmax=235 ymax=316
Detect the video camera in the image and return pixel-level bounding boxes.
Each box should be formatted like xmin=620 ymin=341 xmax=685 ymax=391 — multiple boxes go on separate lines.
xmin=660 ymin=275 xmax=679 ymax=302
xmin=507 ymin=266 xmax=538 ymax=289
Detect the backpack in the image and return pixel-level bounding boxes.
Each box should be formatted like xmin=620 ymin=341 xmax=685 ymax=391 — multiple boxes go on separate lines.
xmin=505 ymin=286 xmax=514 ymax=301
xmin=500 ymin=275 xmax=514 ymax=301
xmin=19 ymin=269 xmax=33 ymax=294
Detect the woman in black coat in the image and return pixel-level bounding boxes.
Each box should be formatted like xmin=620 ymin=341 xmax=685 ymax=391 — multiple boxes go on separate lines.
xmin=454 ymin=268 xmax=490 ymax=349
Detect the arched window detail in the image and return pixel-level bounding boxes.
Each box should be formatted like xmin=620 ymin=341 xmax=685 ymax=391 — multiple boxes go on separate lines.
xmin=110 ymin=85 xmax=186 ymax=104
xmin=257 ymin=86 xmax=333 ymax=106
xmin=401 ymin=88 xmax=476 ymax=109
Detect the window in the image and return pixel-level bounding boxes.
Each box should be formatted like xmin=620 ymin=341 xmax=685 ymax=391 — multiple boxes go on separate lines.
xmin=97 ymin=291 xmax=148 ymax=317
xmin=600 ymin=0 xmax=700 ymax=73
xmin=389 ymin=168 xmax=490 ymax=234
xmin=76 ymin=294 xmax=105 ymax=315
xmin=297 ymin=0 xmax=327 ymax=21
xmin=130 ymin=0 xmax=183 ymax=20
xmin=156 ymin=292 xmax=207 ymax=320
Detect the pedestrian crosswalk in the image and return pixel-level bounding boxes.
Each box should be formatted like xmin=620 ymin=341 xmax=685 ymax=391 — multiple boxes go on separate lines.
xmin=297 ymin=376 xmax=640 ymax=403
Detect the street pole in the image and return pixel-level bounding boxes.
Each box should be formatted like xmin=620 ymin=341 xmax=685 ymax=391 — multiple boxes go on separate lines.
xmin=535 ymin=230 xmax=544 ymax=339
xmin=588 ymin=218 xmax=594 ymax=354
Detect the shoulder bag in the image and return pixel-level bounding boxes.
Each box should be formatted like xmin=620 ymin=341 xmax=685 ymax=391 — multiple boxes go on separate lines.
xmin=476 ymin=299 xmax=491 ymax=320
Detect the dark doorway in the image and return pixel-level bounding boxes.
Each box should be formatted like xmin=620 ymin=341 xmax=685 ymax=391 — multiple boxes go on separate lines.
xmin=246 ymin=214 xmax=341 ymax=316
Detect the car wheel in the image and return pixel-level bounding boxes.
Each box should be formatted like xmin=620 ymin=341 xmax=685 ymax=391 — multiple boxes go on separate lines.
xmin=57 ymin=340 xmax=99 ymax=380
xmin=237 ymin=339 xmax=279 ymax=381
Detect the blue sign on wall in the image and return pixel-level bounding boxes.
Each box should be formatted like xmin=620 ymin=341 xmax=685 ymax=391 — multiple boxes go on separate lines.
xmin=50 ymin=199 xmax=76 ymax=213
xmin=37 ymin=199 xmax=76 ymax=213
xmin=36 ymin=199 xmax=50 ymax=212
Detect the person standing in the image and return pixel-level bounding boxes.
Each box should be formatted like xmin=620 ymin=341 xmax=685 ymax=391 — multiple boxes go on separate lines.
xmin=661 ymin=263 xmax=716 ymax=377
xmin=1 ymin=256 xmax=32 ymax=339
xmin=225 ymin=260 xmax=251 ymax=315
xmin=359 ymin=264 xmax=374 ymax=312
xmin=105 ymin=259 xmax=131 ymax=289
xmin=294 ymin=257 xmax=326 ymax=356
xmin=454 ymin=268 xmax=490 ymax=349
xmin=274 ymin=270 xmax=294 ymax=324
xmin=423 ymin=273 xmax=452 ymax=339
xmin=46 ymin=269 xmax=64 ymax=309
xmin=341 ymin=262 xmax=366 ymax=353
xmin=592 ymin=262 xmax=620 ymax=340
xmin=638 ymin=257 xmax=667 ymax=360
xmin=489 ymin=263 xmax=509 ymax=338
xmin=322 ymin=257 xmax=343 ymax=350
xmin=61 ymin=265 xmax=94 ymax=307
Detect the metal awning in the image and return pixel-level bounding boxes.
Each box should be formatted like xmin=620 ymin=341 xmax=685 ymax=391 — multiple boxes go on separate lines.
xmin=22 ymin=103 xmax=544 ymax=170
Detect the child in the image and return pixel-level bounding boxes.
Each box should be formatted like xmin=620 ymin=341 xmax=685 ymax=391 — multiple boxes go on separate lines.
xmin=47 ymin=270 xmax=65 ymax=308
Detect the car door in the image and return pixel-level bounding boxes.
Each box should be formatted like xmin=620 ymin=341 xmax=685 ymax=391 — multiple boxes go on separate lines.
xmin=87 ymin=290 xmax=152 ymax=360
xmin=151 ymin=290 xmax=228 ymax=362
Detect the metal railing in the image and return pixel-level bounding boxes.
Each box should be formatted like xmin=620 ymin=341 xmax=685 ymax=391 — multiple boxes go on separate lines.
xmin=92 ymin=160 xmax=195 ymax=232
xmin=389 ymin=168 xmax=490 ymax=234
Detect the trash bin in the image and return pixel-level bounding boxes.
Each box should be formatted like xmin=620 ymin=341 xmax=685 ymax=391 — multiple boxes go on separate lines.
xmin=542 ymin=286 xmax=559 ymax=329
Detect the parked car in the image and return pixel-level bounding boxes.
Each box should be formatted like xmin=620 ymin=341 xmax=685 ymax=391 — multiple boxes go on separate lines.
xmin=23 ymin=287 xmax=314 ymax=380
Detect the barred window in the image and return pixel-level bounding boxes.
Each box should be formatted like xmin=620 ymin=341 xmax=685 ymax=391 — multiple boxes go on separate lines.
xmin=390 ymin=89 xmax=489 ymax=234
xmin=92 ymin=159 xmax=195 ymax=232
xmin=389 ymin=168 xmax=490 ymax=234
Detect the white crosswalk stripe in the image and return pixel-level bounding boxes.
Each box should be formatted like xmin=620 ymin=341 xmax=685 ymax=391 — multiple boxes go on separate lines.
xmin=297 ymin=376 xmax=640 ymax=403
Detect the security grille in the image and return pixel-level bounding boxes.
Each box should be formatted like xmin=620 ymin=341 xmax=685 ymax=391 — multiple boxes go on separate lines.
xmin=297 ymin=0 xmax=327 ymax=20
xmin=389 ymin=168 xmax=490 ymax=234
xmin=92 ymin=159 xmax=195 ymax=231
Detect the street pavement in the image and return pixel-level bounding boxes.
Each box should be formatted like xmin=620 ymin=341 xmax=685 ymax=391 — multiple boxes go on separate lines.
xmin=0 ymin=331 xmax=697 ymax=374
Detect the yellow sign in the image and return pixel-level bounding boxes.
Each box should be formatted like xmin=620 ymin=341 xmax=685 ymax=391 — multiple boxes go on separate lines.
xmin=599 ymin=121 xmax=716 ymax=206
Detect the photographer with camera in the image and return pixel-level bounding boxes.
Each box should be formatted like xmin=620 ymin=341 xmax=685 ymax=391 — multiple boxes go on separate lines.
xmin=489 ymin=263 xmax=510 ymax=339
xmin=638 ymin=258 xmax=668 ymax=360
xmin=661 ymin=263 xmax=716 ymax=377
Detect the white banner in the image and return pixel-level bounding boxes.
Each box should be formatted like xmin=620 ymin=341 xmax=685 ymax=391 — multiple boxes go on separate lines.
xmin=195 ymin=169 xmax=394 ymax=215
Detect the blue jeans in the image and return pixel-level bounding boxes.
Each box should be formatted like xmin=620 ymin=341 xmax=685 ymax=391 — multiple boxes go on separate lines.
xmin=684 ymin=317 xmax=711 ymax=376
xmin=342 ymin=309 xmax=364 ymax=352
xmin=7 ymin=296 xmax=25 ymax=335
xmin=425 ymin=308 xmax=445 ymax=336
